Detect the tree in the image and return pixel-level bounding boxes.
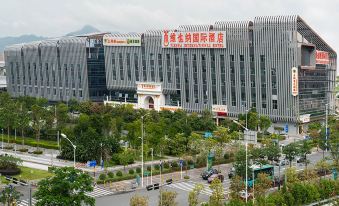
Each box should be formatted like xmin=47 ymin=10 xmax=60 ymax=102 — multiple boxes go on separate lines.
xmin=259 ymin=115 xmax=271 ymax=133
xmin=298 ymin=140 xmax=312 ymax=168
xmin=209 ymin=178 xmax=224 ymax=206
xmin=254 ymin=173 xmax=272 ymax=198
xmin=285 ymin=167 xmax=298 ymax=184
xmin=30 ymin=105 xmax=51 ymax=150
xmin=282 ymin=143 xmax=298 ymax=167
xmin=34 ymin=167 xmax=95 ymax=206
xmin=118 ymin=149 xmax=135 ymax=171
xmin=130 ymin=194 xmax=149 ymax=206
xmin=188 ymin=183 xmax=204 ymax=206
xmin=233 ymin=147 xmax=251 ymax=179
xmin=16 ymin=104 xmax=30 ymax=146
xmin=158 ymin=190 xmax=178 ymax=206
xmin=0 ymin=185 xmax=22 ymax=206
xmin=229 ymin=175 xmax=245 ymax=200
xmin=264 ymin=143 xmax=280 ymax=163
xmin=213 ymin=126 xmax=232 ymax=147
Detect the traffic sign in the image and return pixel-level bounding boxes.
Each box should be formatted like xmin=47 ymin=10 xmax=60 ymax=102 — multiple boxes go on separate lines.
xmin=179 ymin=160 xmax=184 ymax=167
xmin=87 ymin=160 xmax=97 ymax=167
xmin=284 ymin=124 xmax=288 ymax=133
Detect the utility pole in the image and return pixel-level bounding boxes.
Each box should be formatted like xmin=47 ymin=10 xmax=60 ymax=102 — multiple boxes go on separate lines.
xmin=151 ymin=148 xmax=153 ymax=185
xmin=245 ymin=142 xmax=248 ymax=203
xmin=141 ymin=115 xmax=144 ymax=188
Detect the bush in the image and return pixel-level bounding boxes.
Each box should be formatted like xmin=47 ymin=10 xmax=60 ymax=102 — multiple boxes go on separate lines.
xmin=224 ymin=153 xmax=230 ymax=160
xmin=164 ymin=162 xmax=169 ymax=169
xmin=3 ymin=146 xmax=13 ymax=150
xmin=33 ymin=150 xmax=43 ymax=155
xmin=171 ymin=162 xmax=178 ymax=168
xmin=129 ymin=169 xmax=135 ymax=175
xmin=18 ymin=148 xmax=28 ymax=153
xmin=99 ymin=173 xmax=106 ymax=181
xmin=147 ymin=166 xmax=151 ymax=171
xmin=136 ymin=167 xmax=141 ymax=173
xmin=116 ymin=170 xmax=123 ymax=177
xmin=154 ymin=164 xmax=160 ymax=171
xmin=184 ymin=175 xmax=190 ymax=180
xmin=107 ymin=172 xmax=114 ymax=178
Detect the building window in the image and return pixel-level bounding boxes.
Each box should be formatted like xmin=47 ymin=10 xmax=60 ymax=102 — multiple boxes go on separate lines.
xmin=230 ymin=55 xmax=236 ymax=106
xmin=192 ymin=54 xmax=198 ymax=103
xmin=211 ymin=52 xmax=217 ymax=104
xmin=119 ymin=53 xmax=124 ymax=80
xmin=220 ymin=54 xmax=226 ymax=105
xmin=150 ymin=53 xmax=155 ymax=82
xmin=127 ymin=53 xmax=131 ymax=81
xmin=175 ymin=50 xmax=180 ymax=88
xmin=240 ymin=55 xmax=244 ymax=62
xmin=111 ymin=53 xmax=116 ymax=80
xmin=134 ymin=53 xmax=139 ymax=81
xmin=184 ymin=53 xmax=189 ymax=103
xmin=158 ymin=54 xmax=163 ymax=82
xmin=70 ymin=64 xmax=74 ymax=88
xmin=166 ymin=54 xmax=171 ymax=83
xmin=202 ymin=54 xmax=208 ymax=104
xmin=273 ymin=100 xmax=278 ymax=110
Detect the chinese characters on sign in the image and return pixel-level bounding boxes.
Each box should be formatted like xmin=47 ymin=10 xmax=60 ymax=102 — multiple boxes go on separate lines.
xmin=291 ymin=67 xmax=298 ymax=96
xmin=103 ymin=37 xmax=141 ymax=46
xmin=315 ymin=50 xmax=330 ymax=65
xmin=162 ymin=31 xmax=226 ymax=48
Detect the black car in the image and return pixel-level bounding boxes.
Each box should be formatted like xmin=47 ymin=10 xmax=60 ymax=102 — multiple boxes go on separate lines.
xmin=296 ymin=156 xmax=306 ymax=163
xmin=201 ymin=168 xmax=219 ymax=180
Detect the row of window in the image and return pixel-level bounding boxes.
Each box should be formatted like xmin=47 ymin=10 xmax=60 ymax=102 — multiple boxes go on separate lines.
xmin=10 ymin=62 xmax=82 ymax=89
xmin=12 ymin=85 xmax=83 ymax=98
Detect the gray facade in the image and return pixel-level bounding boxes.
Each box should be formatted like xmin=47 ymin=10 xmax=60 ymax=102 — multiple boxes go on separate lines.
xmin=103 ymin=15 xmax=336 ymax=124
xmin=4 ymin=15 xmax=337 ymax=125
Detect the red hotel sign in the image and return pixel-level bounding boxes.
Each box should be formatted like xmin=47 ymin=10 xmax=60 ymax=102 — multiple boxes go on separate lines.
xmin=162 ymin=31 xmax=226 ymax=48
xmin=316 ymin=50 xmax=330 ymax=65
xmin=291 ymin=67 xmax=298 ymax=96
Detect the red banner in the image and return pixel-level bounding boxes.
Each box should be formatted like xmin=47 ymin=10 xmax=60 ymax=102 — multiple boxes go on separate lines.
xmin=316 ymin=50 xmax=329 ymax=65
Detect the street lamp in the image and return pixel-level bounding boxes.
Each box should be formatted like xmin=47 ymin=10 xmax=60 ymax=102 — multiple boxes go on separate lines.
xmin=233 ymin=120 xmax=249 ymax=203
xmin=1 ymin=129 xmax=3 ymax=151
xmin=150 ymin=148 xmax=153 ymax=185
xmin=60 ymin=133 xmax=76 ymax=167
xmin=325 ymin=103 xmax=328 ymax=153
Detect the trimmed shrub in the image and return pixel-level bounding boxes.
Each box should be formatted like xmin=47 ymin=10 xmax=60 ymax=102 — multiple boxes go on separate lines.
xmin=147 ymin=166 xmax=151 ymax=171
xmin=224 ymin=153 xmax=230 ymax=160
xmin=33 ymin=150 xmax=43 ymax=155
xmin=171 ymin=162 xmax=178 ymax=168
xmin=163 ymin=162 xmax=169 ymax=169
xmin=184 ymin=175 xmax=190 ymax=180
xmin=99 ymin=173 xmax=106 ymax=181
xmin=136 ymin=167 xmax=141 ymax=173
xmin=18 ymin=148 xmax=28 ymax=153
xmin=129 ymin=169 xmax=135 ymax=175
xmin=116 ymin=170 xmax=123 ymax=177
xmin=107 ymin=172 xmax=114 ymax=178
xmin=154 ymin=164 xmax=160 ymax=171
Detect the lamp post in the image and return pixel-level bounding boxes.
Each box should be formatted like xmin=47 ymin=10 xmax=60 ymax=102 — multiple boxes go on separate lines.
xmin=246 ymin=109 xmax=249 ymax=129
xmin=325 ymin=103 xmax=328 ymax=153
xmin=60 ymin=133 xmax=76 ymax=167
xmin=150 ymin=148 xmax=153 ymax=185
xmin=233 ymin=120 xmax=249 ymax=203
xmin=1 ymin=128 xmax=3 ymax=151
xmin=141 ymin=115 xmax=145 ymax=188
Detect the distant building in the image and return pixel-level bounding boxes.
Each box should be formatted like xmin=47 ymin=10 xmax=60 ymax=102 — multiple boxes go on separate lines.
xmin=4 ymin=15 xmax=337 ymax=133
xmin=0 ymin=61 xmax=6 ymax=90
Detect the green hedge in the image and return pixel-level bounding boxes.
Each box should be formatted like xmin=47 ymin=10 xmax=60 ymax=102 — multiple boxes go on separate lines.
xmin=1 ymin=135 xmax=58 ymax=150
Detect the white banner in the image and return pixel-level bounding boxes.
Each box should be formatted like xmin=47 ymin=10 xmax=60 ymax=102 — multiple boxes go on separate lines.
xmin=103 ymin=37 xmax=141 ymax=46
xmin=161 ymin=31 xmax=226 ymax=49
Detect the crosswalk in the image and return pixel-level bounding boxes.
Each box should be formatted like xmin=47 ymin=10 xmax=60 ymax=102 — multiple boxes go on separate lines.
xmin=17 ymin=186 xmax=114 ymax=206
xmin=165 ymin=181 xmax=229 ymax=197
xmin=17 ymin=198 xmax=37 ymax=206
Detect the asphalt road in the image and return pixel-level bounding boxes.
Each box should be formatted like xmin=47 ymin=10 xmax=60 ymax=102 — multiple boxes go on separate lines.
xmin=94 ymin=150 xmax=331 ymax=206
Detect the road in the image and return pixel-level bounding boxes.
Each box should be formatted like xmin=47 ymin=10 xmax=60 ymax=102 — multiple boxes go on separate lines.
xmin=94 ymin=150 xmax=331 ymax=206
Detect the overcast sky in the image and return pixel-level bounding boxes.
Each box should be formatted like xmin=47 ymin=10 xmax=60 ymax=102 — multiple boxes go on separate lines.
xmin=0 ymin=0 xmax=338 ymax=54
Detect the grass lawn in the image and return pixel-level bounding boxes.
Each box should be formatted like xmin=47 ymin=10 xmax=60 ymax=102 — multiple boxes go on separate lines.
xmin=1 ymin=166 xmax=53 ymax=184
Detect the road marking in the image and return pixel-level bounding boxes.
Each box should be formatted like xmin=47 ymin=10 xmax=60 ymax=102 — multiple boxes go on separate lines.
xmin=85 ymin=186 xmax=115 ymax=198
xmin=165 ymin=181 xmax=229 ymax=197
xmin=17 ymin=198 xmax=37 ymax=206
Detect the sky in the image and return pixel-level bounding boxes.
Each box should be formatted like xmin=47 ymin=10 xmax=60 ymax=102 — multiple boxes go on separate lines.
xmin=0 ymin=0 xmax=338 ymax=54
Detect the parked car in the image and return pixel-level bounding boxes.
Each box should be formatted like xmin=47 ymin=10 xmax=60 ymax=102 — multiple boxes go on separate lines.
xmin=275 ymin=159 xmax=289 ymax=166
xmin=296 ymin=156 xmax=306 ymax=163
xmin=201 ymin=168 xmax=219 ymax=180
xmin=208 ymin=174 xmax=224 ymax=183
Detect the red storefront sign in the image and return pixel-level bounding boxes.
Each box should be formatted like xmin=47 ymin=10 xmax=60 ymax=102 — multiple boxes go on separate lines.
xmin=291 ymin=67 xmax=298 ymax=96
xmin=162 ymin=31 xmax=226 ymax=48
xmin=316 ymin=50 xmax=330 ymax=65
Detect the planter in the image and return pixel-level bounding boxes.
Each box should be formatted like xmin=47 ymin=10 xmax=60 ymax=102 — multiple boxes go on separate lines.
xmin=0 ymin=168 xmax=21 ymax=175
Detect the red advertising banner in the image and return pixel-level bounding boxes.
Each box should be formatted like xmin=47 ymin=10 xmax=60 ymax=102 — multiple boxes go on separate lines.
xmin=162 ymin=31 xmax=226 ymax=48
xmin=316 ymin=50 xmax=330 ymax=65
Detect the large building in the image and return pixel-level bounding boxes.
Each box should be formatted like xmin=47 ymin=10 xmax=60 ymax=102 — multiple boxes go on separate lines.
xmin=4 ymin=15 xmax=337 ymax=133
